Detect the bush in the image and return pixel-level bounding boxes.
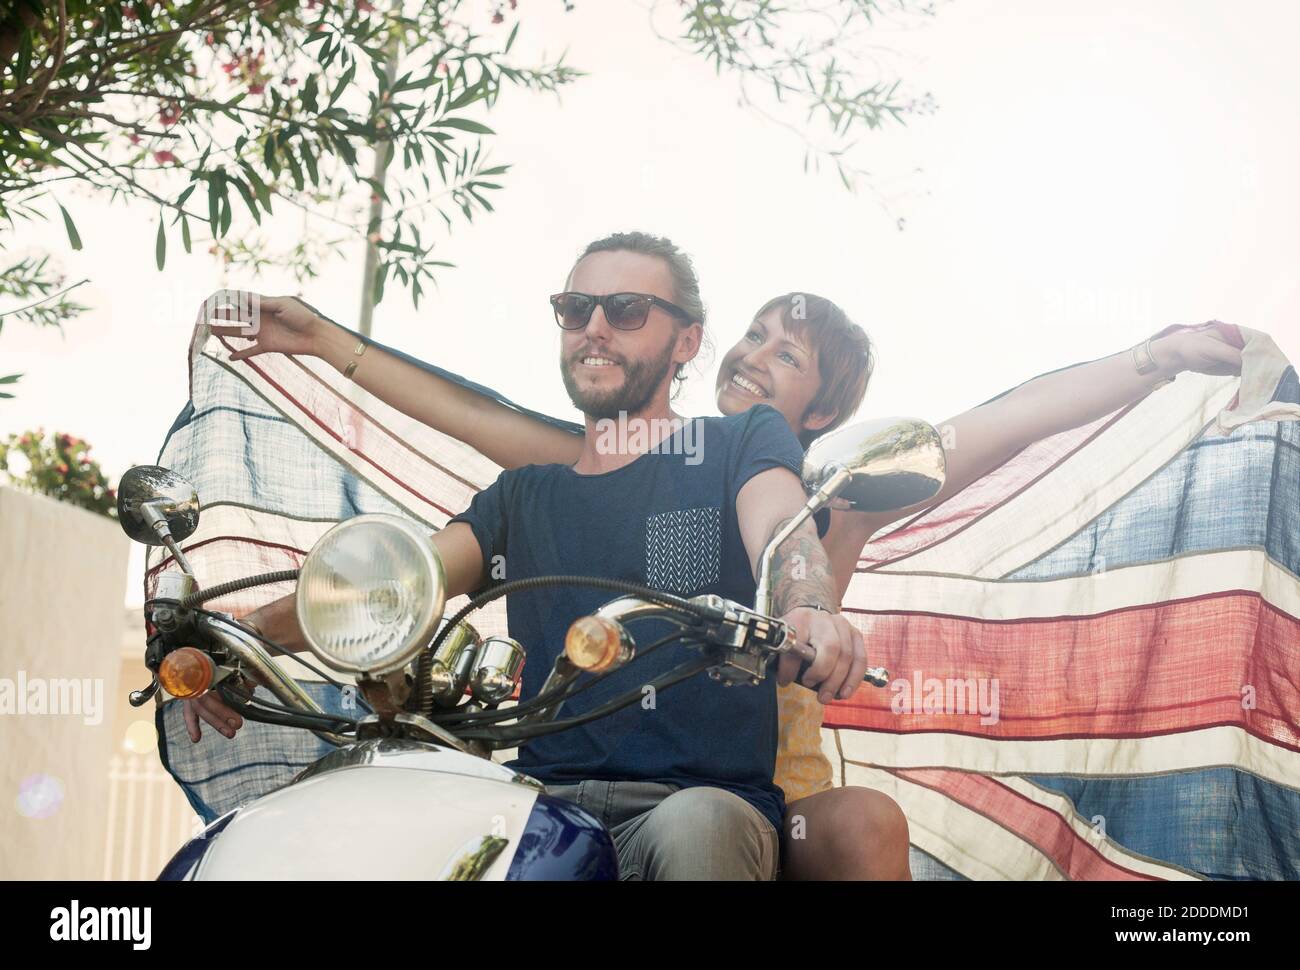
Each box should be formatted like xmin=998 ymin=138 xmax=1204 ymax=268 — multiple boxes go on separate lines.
xmin=0 ymin=429 xmax=117 ymax=519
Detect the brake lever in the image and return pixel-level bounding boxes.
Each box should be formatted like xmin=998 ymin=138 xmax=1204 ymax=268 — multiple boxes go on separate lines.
xmin=129 ymin=677 xmax=161 ymax=708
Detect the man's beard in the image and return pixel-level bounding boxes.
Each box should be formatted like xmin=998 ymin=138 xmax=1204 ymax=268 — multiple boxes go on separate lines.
xmin=561 ymin=333 xmax=678 ymax=420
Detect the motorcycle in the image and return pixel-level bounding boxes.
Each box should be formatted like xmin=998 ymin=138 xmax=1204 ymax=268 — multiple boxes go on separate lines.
xmin=120 ymin=416 xmax=945 ymax=880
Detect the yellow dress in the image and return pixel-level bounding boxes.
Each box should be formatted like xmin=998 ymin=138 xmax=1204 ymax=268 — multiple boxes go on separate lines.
xmin=774 ymin=682 xmax=834 ymax=804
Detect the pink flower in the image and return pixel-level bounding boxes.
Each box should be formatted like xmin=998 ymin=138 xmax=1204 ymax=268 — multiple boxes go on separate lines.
xmin=159 ymin=103 xmax=182 ymax=127
xmin=358 ymin=0 xmax=375 ymax=11
xmin=492 ymin=12 xmax=504 ymax=24
xmin=56 ymin=463 xmax=68 ymax=475
xmin=248 ymin=82 xmax=265 ymax=94
xmin=153 ymin=150 xmax=177 ymax=164
xmin=128 ymin=133 xmax=142 ymax=145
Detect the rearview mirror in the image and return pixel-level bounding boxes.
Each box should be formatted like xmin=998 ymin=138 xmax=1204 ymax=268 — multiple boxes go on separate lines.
xmin=756 ymin=417 xmax=947 ymax=618
xmin=116 ymin=465 xmax=200 ymax=546
xmin=801 ymin=416 xmax=946 ymax=512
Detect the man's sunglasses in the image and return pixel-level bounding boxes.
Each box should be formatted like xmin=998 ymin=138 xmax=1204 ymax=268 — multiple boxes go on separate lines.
xmin=549 ymin=292 xmax=694 ymax=331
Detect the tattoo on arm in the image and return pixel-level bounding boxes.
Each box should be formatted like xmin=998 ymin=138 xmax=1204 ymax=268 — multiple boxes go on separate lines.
xmin=767 ymin=514 xmax=839 ymax=614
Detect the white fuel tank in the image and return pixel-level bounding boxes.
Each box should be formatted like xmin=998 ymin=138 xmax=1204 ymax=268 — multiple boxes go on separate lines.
xmin=189 ymin=740 xmax=542 ymax=880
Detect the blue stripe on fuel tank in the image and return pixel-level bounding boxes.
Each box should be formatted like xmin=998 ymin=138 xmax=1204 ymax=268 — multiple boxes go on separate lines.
xmin=505 ymin=793 xmax=618 ymax=881
xmin=157 ymin=809 xmax=237 ymax=881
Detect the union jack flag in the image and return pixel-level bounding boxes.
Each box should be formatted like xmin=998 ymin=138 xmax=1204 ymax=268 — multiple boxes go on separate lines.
xmin=147 ymin=314 xmax=1299 ymax=879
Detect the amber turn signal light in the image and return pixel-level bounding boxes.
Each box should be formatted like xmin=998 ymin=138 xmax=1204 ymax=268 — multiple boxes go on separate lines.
xmin=159 ymin=647 xmax=215 ymax=699
xmin=564 ymin=616 xmax=628 ymax=672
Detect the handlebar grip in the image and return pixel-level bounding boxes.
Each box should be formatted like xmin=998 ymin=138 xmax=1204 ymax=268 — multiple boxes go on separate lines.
xmin=789 ymin=632 xmax=889 ymax=689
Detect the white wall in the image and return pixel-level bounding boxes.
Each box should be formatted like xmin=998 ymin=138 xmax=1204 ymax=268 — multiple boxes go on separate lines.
xmin=0 ymin=487 xmax=129 ymax=878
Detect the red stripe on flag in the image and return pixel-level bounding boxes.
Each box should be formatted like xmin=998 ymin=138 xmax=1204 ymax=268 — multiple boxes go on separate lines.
xmin=826 ymin=591 xmax=1300 ymax=753
xmin=224 ymin=344 xmax=464 ymax=519
xmin=857 ymin=413 xmax=1119 ymax=570
xmin=891 ymin=768 xmax=1164 ymax=880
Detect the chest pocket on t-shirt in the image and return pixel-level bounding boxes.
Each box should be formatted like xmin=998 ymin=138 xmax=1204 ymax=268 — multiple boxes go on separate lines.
xmin=645 ymin=507 xmax=722 ymax=595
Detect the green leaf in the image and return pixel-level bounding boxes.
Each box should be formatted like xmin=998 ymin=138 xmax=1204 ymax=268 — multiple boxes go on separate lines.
xmin=435 ymin=117 xmax=494 ymax=135
xmin=301 ymin=74 xmax=320 ymax=113
xmin=446 ymin=82 xmax=487 ymax=112
xmin=284 ymin=151 xmax=304 ymax=191
xmin=207 ymin=173 xmax=222 ymax=235
xmin=155 ymin=213 xmax=166 ymax=270
xmin=328 ymin=62 xmax=357 ymax=110
xmin=0 ymin=374 xmax=22 ymax=385
xmin=231 ymin=177 xmax=261 ymax=224
xmin=15 ymin=30 xmax=32 ymax=86
xmin=56 ymin=203 xmax=82 ymax=250
xmin=301 ymin=143 xmax=319 ymax=185
xmin=239 ymin=163 xmax=273 ymax=211
xmin=181 ymin=216 xmax=192 ymax=254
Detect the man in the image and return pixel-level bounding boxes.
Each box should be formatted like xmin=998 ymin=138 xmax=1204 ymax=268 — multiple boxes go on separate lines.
xmin=206 ymin=231 xmax=868 ymax=880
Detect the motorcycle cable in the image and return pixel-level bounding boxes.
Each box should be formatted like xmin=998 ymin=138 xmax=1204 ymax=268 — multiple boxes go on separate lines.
xmin=176 ymin=569 xmax=301 ymax=609
xmin=419 ymin=574 xmax=712 ymax=718
xmin=426 ymin=629 xmax=685 ymax=728
xmin=218 ymin=682 xmax=362 ymax=734
xmin=457 ymin=656 xmax=716 ymax=747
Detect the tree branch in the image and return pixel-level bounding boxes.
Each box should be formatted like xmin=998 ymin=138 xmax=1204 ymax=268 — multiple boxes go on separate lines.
xmin=15 ymin=0 xmax=67 ymax=123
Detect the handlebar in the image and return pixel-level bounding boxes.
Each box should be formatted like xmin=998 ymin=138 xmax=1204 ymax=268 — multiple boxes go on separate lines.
xmin=145 ymin=583 xmax=886 ymax=756
xmin=197 ymin=615 xmax=352 ymax=747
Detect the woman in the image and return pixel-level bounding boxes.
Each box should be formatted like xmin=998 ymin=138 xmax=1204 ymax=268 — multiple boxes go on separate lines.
xmin=207 ymin=242 xmax=1242 ymax=879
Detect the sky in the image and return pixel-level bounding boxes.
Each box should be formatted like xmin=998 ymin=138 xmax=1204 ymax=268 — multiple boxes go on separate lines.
xmin=2 ymin=0 xmax=1297 ymax=605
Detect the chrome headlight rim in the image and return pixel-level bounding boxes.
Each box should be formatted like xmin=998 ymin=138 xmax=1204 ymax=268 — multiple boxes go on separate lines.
xmin=296 ymin=513 xmax=446 ymax=676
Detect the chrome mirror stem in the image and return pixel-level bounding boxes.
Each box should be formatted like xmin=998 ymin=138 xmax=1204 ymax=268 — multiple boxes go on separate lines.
xmin=754 ymin=466 xmax=851 ymax=616
xmin=141 ymin=500 xmax=197 ymax=578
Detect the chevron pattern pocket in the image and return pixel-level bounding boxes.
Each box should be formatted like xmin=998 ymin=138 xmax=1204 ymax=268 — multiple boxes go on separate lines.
xmin=645 ymin=506 xmax=722 ymax=594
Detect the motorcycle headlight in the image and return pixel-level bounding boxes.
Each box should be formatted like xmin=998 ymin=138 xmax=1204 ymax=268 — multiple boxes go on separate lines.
xmin=296 ymin=515 xmax=446 ymax=675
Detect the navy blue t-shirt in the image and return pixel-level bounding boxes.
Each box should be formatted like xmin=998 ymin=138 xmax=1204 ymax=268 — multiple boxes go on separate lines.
xmin=450 ymin=404 xmax=804 ymax=832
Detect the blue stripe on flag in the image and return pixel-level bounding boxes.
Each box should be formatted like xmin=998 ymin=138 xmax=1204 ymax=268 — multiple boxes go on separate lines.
xmin=1024 ymin=768 xmax=1300 ymax=880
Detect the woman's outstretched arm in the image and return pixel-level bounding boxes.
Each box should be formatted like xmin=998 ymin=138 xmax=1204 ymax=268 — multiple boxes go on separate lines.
xmin=208 ymin=292 xmax=585 ymax=469
xmin=819 ymin=324 xmax=1245 ymax=604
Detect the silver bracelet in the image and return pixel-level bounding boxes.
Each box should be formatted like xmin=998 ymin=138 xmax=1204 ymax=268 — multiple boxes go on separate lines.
xmin=1132 ymin=337 xmax=1176 ymax=389
xmin=1131 ymin=337 xmax=1160 ymax=376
